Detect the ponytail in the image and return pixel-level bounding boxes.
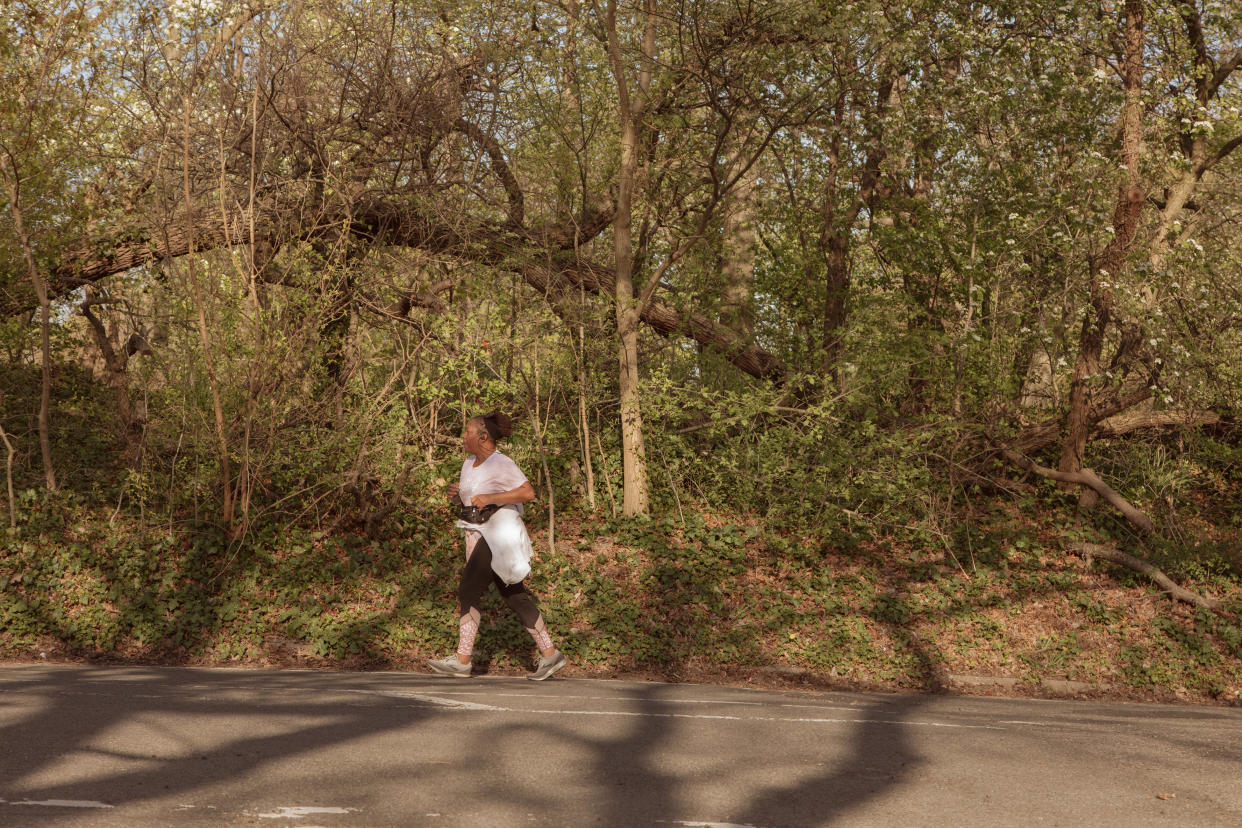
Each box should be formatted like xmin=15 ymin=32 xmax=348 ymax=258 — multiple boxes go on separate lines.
xmin=480 ymin=411 xmax=513 ymax=441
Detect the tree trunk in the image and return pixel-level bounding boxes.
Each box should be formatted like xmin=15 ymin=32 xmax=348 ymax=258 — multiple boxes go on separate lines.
xmin=0 ymin=419 xmax=15 ymax=527
xmin=575 ymin=319 xmax=597 ymax=511
xmin=603 ymin=0 xmax=656 ymax=515
xmin=560 ymin=1 xmax=596 ymax=512
xmin=615 ymin=111 xmax=650 ymax=515
xmin=80 ymin=296 xmax=146 ymax=463
xmin=181 ymin=103 xmax=236 ymax=532
xmin=0 ymin=157 xmax=57 ymax=490
xmin=822 ymin=230 xmax=850 ymax=372
xmin=819 ymin=74 xmax=891 ymax=378
xmin=819 ymin=116 xmax=850 ymax=374
xmin=1058 ymin=0 xmax=1146 ymax=486
xmin=720 ymin=143 xmax=758 ymax=339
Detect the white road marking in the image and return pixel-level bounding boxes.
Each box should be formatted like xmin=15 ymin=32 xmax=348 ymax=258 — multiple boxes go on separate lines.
xmin=448 ymin=691 xmax=765 ymax=708
xmin=358 ymin=690 xmax=504 ymax=710
xmin=413 ymin=689 xmax=967 ymax=716
xmin=412 ymin=690 xmax=1031 ymax=724
xmin=250 ymin=806 xmax=359 ymax=818
xmin=537 ymin=709 xmax=1005 ymax=729
xmin=346 ymin=690 xmax=1004 ymax=729
xmin=3 ymin=799 xmax=114 ymax=808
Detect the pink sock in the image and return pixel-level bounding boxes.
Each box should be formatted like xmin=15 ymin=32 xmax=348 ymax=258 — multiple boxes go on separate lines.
xmin=456 ymin=608 xmax=480 ymax=659
xmin=527 ymin=613 xmax=554 ymax=653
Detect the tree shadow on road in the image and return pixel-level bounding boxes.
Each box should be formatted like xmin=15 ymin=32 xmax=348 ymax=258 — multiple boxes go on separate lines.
xmin=630 ymin=688 xmax=926 ymax=826
xmin=454 ymin=676 xmax=932 ymax=827
xmin=0 ymin=666 xmax=441 ymax=815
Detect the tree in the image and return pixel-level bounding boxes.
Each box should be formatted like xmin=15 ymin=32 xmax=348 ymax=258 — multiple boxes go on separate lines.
xmin=597 ymin=0 xmax=656 ymax=515
xmin=0 ymin=0 xmax=123 ymax=490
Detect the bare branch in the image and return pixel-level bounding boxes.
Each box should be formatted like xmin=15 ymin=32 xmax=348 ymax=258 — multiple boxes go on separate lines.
xmin=1001 ymin=448 xmax=1155 ymax=534
xmin=1200 ymin=134 xmax=1242 ymax=176
xmin=1069 ymin=543 xmax=1221 ymax=612
xmin=1209 ymin=46 xmax=1242 ymax=98
xmin=454 ymin=118 xmax=525 ymax=228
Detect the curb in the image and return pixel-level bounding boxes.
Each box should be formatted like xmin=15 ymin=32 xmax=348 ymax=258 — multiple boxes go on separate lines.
xmin=947 ymin=674 xmax=1110 ymax=695
xmin=753 ymin=667 xmax=1110 ymax=697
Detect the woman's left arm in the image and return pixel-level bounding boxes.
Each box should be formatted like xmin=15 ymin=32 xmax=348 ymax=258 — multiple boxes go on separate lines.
xmin=471 ymin=481 xmax=534 ymax=508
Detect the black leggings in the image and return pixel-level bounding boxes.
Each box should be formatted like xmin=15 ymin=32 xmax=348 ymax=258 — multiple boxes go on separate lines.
xmin=458 ymin=536 xmax=541 ymax=628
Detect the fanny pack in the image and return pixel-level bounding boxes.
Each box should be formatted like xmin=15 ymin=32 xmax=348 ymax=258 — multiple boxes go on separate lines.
xmin=458 ymin=503 xmax=502 ymax=524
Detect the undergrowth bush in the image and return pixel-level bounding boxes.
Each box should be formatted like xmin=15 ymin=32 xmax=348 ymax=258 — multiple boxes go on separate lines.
xmin=2 ymin=490 xmax=1240 ymax=703
xmin=2 ymin=356 xmax=1241 ymax=704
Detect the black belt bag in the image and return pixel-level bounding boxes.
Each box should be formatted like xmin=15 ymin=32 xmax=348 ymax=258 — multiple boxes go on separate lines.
xmin=458 ymin=504 xmax=502 ymax=524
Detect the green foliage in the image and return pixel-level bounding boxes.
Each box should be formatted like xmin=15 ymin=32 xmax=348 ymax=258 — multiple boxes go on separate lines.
xmin=2 ymin=0 xmax=1242 ymax=706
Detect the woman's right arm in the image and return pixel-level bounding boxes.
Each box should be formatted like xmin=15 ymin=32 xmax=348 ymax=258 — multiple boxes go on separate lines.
xmin=469 ymin=480 xmax=534 ymax=508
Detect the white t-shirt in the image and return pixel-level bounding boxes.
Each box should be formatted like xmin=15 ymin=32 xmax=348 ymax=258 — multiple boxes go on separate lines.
xmin=457 ymin=451 xmax=529 ymax=512
xmin=456 ymin=451 xmax=533 ymax=583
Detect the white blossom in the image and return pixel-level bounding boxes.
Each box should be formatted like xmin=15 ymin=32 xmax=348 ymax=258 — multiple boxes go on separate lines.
xmin=168 ymin=0 xmax=222 ymax=22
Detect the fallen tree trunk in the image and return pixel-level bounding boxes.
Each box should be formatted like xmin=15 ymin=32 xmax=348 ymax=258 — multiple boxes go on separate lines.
xmin=1094 ymin=408 xmax=1222 ymax=438
xmin=4 ymin=201 xmax=787 ymax=382
xmin=1005 ymin=383 xmax=1155 ymax=456
xmin=1000 ymin=448 xmax=1155 ymax=533
xmin=1068 ymin=542 xmax=1221 ymax=612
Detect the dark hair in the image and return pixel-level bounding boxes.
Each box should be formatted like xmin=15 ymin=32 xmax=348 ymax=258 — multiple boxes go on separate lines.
xmin=476 ymin=412 xmax=512 ymax=441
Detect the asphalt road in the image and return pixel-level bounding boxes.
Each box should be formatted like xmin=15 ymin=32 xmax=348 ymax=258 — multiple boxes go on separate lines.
xmin=0 ymin=664 xmax=1239 ymax=826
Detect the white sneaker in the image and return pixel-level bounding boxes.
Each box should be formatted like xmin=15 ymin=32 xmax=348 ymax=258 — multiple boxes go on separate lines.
xmin=526 ymin=650 xmax=567 ymax=681
xmin=428 ymin=656 xmax=472 ymax=678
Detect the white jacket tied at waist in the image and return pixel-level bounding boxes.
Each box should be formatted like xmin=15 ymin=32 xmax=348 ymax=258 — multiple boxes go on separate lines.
xmin=457 ymin=506 xmax=533 ymax=585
